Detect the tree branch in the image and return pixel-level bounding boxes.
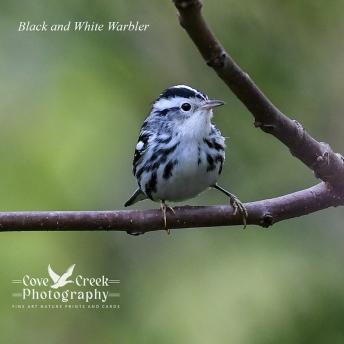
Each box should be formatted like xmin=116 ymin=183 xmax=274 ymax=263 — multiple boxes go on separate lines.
xmin=172 ymin=0 xmax=344 ymax=190
xmin=0 ymin=2 xmax=343 ymax=233
xmin=0 ymin=183 xmax=341 ymax=233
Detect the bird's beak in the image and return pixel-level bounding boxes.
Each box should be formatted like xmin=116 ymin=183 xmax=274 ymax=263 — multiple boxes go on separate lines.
xmin=201 ymin=99 xmax=225 ymax=110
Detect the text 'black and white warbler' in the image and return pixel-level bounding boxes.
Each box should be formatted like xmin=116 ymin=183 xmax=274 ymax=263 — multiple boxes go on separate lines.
xmin=125 ymin=85 xmax=248 ymax=234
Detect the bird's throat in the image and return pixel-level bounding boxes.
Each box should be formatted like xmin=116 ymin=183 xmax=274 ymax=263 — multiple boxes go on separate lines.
xmin=178 ymin=112 xmax=212 ymax=141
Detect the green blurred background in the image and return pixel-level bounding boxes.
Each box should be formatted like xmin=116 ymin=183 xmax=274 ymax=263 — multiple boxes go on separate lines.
xmin=1 ymin=0 xmax=344 ymax=342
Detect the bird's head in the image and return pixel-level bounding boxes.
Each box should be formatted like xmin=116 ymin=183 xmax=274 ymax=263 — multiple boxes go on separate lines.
xmin=150 ymin=85 xmax=224 ymax=134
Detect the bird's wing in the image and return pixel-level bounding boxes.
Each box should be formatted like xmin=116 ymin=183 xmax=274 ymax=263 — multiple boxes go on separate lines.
xmin=61 ymin=264 xmax=75 ymax=280
xmin=48 ymin=264 xmax=60 ymax=283
xmin=132 ymin=123 xmax=153 ymax=176
xmin=124 ymin=188 xmax=147 ymax=207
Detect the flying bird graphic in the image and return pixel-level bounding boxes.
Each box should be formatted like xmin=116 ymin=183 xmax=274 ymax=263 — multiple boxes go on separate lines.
xmin=48 ymin=264 xmax=75 ymax=289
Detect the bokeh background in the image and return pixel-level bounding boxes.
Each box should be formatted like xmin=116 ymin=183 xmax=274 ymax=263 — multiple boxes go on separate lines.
xmin=1 ymin=0 xmax=344 ymax=342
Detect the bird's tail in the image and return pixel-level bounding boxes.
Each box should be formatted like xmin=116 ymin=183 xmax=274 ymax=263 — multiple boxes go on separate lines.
xmin=124 ymin=188 xmax=147 ymax=207
xmin=124 ymin=188 xmax=148 ymax=236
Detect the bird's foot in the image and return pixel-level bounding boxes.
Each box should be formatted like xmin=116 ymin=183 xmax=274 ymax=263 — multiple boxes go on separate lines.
xmin=212 ymin=184 xmax=248 ymax=229
xmin=228 ymin=193 xmax=248 ymax=229
xmin=160 ymin=201 xmax=175 ymax=234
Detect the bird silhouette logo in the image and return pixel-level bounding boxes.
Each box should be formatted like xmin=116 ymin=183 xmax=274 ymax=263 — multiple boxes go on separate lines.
xmin=48 ymin=264 xmax=75 ymax=289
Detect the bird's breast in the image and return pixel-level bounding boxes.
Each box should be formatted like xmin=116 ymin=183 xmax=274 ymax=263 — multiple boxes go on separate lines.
xmin=151 ymin=137 xmax=224 ymax=202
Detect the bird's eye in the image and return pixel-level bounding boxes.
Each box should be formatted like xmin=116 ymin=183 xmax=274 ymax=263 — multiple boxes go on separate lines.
xmin=181 ymin=103 xmax=191 ymax=112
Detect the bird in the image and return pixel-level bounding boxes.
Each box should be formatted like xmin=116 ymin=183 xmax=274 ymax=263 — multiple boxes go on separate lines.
xmin=48 ymin=264 xmax=75 ymax=289
xmin=125 ymin=85 xmax=247 ymax=234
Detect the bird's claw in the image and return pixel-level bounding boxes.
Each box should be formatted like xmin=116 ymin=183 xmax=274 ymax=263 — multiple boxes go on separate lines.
xmin=160 ymin=201 xmax=175 ymax=234
xmin=229 ymin=195 xmax=248 ymax=229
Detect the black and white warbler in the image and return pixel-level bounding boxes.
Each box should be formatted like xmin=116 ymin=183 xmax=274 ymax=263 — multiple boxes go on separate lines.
xmin=125 ymin=85 xmax=247 ymax=234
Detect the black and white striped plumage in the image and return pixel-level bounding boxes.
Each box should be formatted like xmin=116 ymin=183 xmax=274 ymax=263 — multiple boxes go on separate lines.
xmin=125 ymin=84 xmax=226 ymax=205
xmin=125 ymin=85 xmax=247 ymax=233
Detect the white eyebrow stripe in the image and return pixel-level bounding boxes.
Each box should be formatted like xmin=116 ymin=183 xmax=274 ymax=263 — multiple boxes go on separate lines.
xmin=153 ymin=97 xmax=183 ymax=110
